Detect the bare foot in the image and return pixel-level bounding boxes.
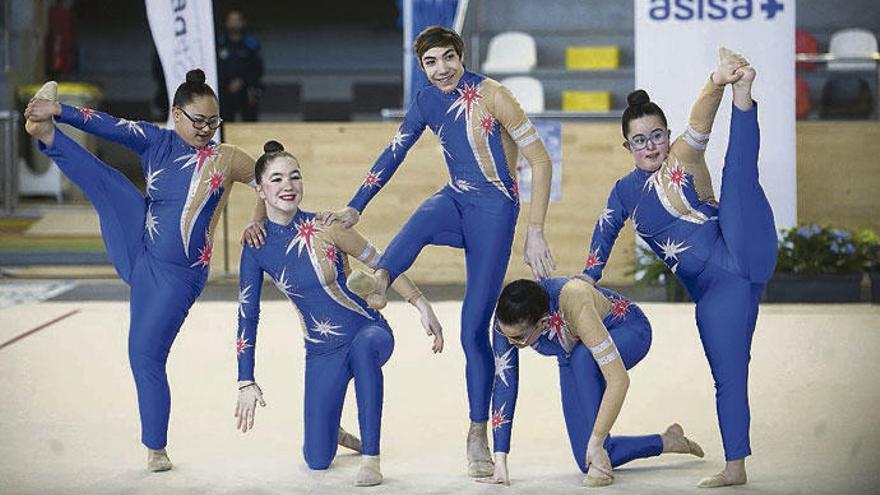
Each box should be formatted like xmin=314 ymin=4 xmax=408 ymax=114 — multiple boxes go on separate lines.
xmin=338 ymin=427 xmax=363 ymax=453
xmin=367 ymin=270 xmax=389 ymax=310
xmin=661 ymin=423 xmax=704 ymax=457
xmin=354 ymin=455 xmax=382 ymax=487
xmin=24 ymin=81 xmax=58 ymax=147
xmin=147 ymin=448 xmax=173 ymax=472
xmin=698 ymin=459 xmax=747 ymax=488
xmin=467 ymin=421 xmax=494 ymax=477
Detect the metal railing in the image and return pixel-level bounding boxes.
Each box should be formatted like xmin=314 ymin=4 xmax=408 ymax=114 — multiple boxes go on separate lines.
xmin=1 ymin=110 xmax=19 ymax=214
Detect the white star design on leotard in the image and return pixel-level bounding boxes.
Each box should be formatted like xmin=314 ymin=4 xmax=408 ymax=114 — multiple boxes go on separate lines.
xmin=238 ymin=284 xmax=252 ymax=319
xmin=115 ymin=118 xmax=146 ymax=138
xmin=494 ymin=347 xmax=515 ymax=388
xmin=598 ymin=208 xmax=614 ymax=232
xmin=309 ymin=315 xmax=344 ymax=338
xmin=145 ymin=204 xmax=159 ymax=242
xmin=145 ymin=164 xmax=163 ymax=198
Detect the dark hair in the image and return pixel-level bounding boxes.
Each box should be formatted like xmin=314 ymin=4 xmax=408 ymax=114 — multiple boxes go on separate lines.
xmin=621 ymin=89 xmax=667 ymax=138
xmin=414 ymin=25 xmax=465 ymax=63
xmin=172 ymin=69 xmax=217 ymax=108
xmin=496 ymin=279 xmax=550 ymax=327
xmin=255 ymin=140 xmax=298 ymax=181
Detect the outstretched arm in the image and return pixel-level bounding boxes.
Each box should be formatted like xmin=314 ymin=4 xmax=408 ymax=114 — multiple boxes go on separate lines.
xmin=319 ymin=99 xmax=428 ymax=228
xmin=26 ymin=98 xmax=159 ymax=155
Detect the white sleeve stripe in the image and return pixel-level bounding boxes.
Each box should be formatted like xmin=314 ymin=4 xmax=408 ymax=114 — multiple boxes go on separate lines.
xmin=511 ymin=121 xmax=534 ymax=139
xmin=595 ymin=348 xmax=620 ymax=366
xmin=588 ymin=337 xmax=613 ymax=356
xmin=682 ymin=132 xmax=708 ymax=150
xmin=686 ymin=125 xmax=710 ymax=141
xmin=357 ymin=244 xmax=377 ymax=263
xmin=516 ymin=133 xmax=540 ymax=148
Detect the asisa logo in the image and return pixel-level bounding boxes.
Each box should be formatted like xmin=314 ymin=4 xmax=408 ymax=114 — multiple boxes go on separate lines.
xmin=648 ymin=0 xmax=785 ymax=21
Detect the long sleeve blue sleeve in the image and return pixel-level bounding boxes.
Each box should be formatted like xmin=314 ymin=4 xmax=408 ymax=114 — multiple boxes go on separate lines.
xmin=491 ymin=319 xmax=519 ymax=453
xmin=346 ymin=98 xmax=427 ymax=213
xmin=57 ymin=103 xmax=159 ymax=156
xmin=582 ymin=182 xmax=629 ymax=283
xmin=236 ymin=248 xmax=264 ymax=381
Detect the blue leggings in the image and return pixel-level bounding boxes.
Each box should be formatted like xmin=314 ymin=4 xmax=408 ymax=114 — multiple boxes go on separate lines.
xmin=687 ymin=105 xmax=777 ymax=461
xmin=379 ymin=187 xmax=517 ymax=422
xmin=303 ymin=324 xmax=394 ymax=469
xmin=559 ymin=307 xmax=662 ymax=471
xmin=40 ymin=129 xmax=205 ymax=449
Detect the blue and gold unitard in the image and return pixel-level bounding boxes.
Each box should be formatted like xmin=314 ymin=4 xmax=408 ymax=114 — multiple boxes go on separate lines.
xmin=37 ymin=103 xmax=257 ymax=449
xmin=346 ymin=70 xmax=552 ymax=423
xmin=236 ymin=210 xmax=423 ymax=468
xmin=491 ymin=278 xmax=662 ymax=471
xmin=582 ymin=79 xmax=777 ymax=461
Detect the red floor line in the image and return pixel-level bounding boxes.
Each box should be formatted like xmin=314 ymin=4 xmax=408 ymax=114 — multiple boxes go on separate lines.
xmin=0 ymin=309 xmax=81 ymax=351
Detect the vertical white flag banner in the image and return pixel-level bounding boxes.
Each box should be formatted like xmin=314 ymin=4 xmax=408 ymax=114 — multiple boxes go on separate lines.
xmin=634 ymin=0 xmax=796 ymax=228
xmin=145 ymin=0 xmax=219 ymax=140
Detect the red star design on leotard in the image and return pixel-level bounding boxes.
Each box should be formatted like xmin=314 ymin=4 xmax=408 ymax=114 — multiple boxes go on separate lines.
xmin=362 ymin=170 xmax=383 ymax=189
xmin=324 ymin=244 xmax=338 ymax=265
xmin=511 ymin=181 xmax=520 ymax=202
xmin=609 ymin=297 xmax=631 ymax=320
xmin=492 ymin=403 xmax=511 ymax=430
xmin=77 ymin=106 xmax=100 ymax=123
xmin=479 ymin=113 xmax=496 ymax=136
xmin=190 ymin=232 xmax=213 ymax=268
xmin=545 ymin=311 xmax=567 ymax=341
xmin=235 ymin=332 xmax=252 ymax=355
xmin=666 ymin=164 xmax=690 ymax=190
xmin=286 ymin=218 xmax=323 ymax=256
xmin=447 ymin=82 xmax=483 ymax=120
xmin=206 ymin=170 xmax=225 ymax=195
xmin=585 ymin=248 xmax=605 ymax=271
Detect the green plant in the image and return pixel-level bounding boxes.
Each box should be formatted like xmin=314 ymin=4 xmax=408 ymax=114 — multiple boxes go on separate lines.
xmin=855 ymin=228 xmax=880 ymax=272
xmin=776 ymin=224 xmax=863 ymax=275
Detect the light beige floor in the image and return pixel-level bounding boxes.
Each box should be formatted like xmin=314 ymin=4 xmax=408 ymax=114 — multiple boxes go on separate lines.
xmin=1 ymin=300 xmax=878 ymax=494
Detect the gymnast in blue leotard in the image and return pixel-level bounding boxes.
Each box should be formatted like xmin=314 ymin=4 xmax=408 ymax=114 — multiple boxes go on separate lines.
xmin=233 ymin=141 xmax=443 ymax=487
xmin=24 ymin=70 xmax=265 ymax=472
xmin=479 ymin=278 xmax=703 ymax=487
xmin=319 ymin=25 xmax=556 ymax=477
xmin=579 ymin=49 xmax=777 ymax=488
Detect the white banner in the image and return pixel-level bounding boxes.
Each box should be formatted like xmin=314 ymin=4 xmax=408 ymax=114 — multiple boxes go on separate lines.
xmin=145 ymin=0 xmax=219 ymax=139
xmin=634 ymin=0 xmax=796 ymax=228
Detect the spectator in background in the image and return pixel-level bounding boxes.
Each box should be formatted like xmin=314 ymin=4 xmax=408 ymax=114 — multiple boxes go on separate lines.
xmin=218 ymin=9 xmax=264 ymax=122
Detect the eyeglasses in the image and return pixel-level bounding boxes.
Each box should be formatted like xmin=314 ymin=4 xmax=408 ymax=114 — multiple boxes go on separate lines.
xmin=177 ymin=107 xmax=223 ymax=130
xmin=627 ymin=128 xmax=668 ymax=151
xmin=495 ymin=320 xmax=542 ymax=348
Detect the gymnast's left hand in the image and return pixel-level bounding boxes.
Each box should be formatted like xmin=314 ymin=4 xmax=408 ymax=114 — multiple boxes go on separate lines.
xmin=524 ymin=225 xmax=555 ymax=280
xmin=584 ymin=435 xmax=614 ymax=486
xmin=316 ymin=206 xmax=360 ymax=228
xmin=415 ymin=296 xmax=444 ymax=353
xmin=240 ymin=220 xmax=267 ymax=248
xmin=235 ymin=381 xmax=266 ymax=433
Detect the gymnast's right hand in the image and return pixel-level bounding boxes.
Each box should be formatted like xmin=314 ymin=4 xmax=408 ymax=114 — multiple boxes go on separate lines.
xmin=240 ymin=220 xmax=267 ymax=248
xmin=316 ymin=206 xmax=360 ymax=228
xmin=475 ymin=452 xmax=510 ymax=486
xmin=23 ymin=98 xmax=61 ymax=122
xmin=235 ymin=381 xmax=266 ymax=433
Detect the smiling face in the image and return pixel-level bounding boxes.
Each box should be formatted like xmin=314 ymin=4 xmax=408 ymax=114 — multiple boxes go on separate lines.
xmin=257 ymin=156 xmax=303 ymax=220
xmin=420 ymin=45 xmax=465 ymax=93
xmin=624 ymin=114 xmax=671 ymax=173
xmin=172 ymin=95 xmax=220 ymax=149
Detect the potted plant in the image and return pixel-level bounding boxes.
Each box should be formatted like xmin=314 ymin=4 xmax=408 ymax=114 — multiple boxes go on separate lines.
xmin=855 ymin=228 xmax=880 ymax=303
xmin=766 ymin=224 xmax=864 ymax=303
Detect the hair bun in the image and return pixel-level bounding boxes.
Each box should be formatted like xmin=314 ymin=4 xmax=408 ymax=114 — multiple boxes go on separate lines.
xmin=627 ymin=89 xmax=651 ymax=107
xmin=185 ymin=69 xmax=207 ymax=84
xmin=263 ymin=140 xmax=284 ymax=153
